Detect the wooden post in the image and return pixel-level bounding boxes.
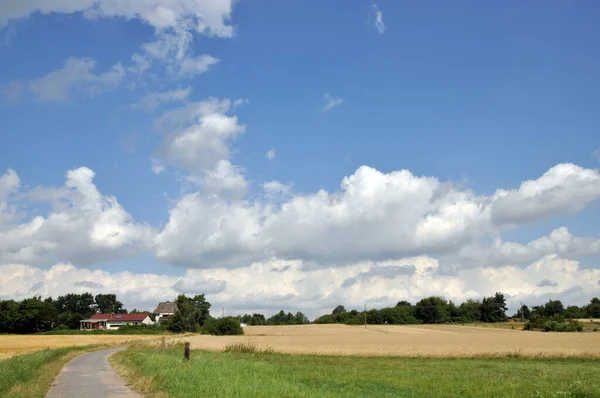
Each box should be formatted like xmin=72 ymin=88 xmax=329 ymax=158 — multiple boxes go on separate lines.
xmin=184 ymin=342 xmax=190 ymax=360
xmin=161 ymin=336 xmax=166 ymax=350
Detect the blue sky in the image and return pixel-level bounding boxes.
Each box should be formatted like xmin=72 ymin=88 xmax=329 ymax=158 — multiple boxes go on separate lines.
xmin=0 ymin=1 xmax=599 ymax=316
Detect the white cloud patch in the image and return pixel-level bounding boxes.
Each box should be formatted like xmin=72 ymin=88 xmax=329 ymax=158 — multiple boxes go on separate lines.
xmin=372 ymin=3 xmax=385 ymax=34
xmin=26 ymin=57 xmax=125 ymax=101
xmin=133 ymin=87 xmax=191 ymax=111
xmin=266 ymin=149 xmax=276 ymax=160
xmin=593 ymin=148 xmax=600 ymax=162
xmin=1 ymin=0 xmax=236 ymax=99
xmin=322 ymin=92 xmax=343 ymax=112
xmin=154 ymin=162 xmax=600 ymax=269
xmin=151 ymin=158 xmax=165 ymax=175
xmin=0 ymin=167 xmax=153 ymax=266
xmin=1 ymin=254 xmax=599 ymax=319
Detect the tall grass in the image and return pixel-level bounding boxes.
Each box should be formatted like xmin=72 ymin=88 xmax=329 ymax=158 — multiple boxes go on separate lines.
xmin=112 ymin=347 xmax=600 ymax=397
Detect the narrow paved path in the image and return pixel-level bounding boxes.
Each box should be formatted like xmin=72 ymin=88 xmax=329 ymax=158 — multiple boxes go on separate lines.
xmin=46 ymin=347 xmax=142 ymax=398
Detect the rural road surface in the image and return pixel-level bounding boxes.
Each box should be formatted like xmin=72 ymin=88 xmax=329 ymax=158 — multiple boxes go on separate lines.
xmin=45 ymin=347 xmax=142 ymax=398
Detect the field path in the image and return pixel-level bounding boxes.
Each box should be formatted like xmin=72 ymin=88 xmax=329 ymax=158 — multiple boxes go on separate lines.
xmin=45 ymin=347 xmax=142 ymax=398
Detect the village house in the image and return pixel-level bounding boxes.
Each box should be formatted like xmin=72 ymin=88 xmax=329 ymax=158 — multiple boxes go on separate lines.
xmin=153 ymin=301 xmax=177 ymax=323
xmin=80 ymin=313 xmax=153 ymax=330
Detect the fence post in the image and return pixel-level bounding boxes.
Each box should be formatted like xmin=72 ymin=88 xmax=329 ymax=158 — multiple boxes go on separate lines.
xmin=162 ymin=336 xmax=166 ymax=350
xmin=184 ymin=342 xmax=190 ymax=360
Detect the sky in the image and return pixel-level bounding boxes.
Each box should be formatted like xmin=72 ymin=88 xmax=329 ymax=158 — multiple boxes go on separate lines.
xmin=0 ymin=1 xmax=599 ymax=319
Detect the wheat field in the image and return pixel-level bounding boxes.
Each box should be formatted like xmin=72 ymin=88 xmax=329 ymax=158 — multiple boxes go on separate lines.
xmin=0 ymin=335 xmax=160 ymax=359
xmin=178 ymin=324 xmax=600 ymax=357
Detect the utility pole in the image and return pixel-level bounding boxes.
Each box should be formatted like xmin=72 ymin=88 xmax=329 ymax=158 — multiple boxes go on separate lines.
xmin=364 ymin=302 xmax=367 ymax=330
xmin=520 ymin=302 xmax=524 ymax=322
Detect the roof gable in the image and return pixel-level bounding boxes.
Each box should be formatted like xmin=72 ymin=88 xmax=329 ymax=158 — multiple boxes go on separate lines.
xmin=153 ymin=301 xmax=177 ymax=314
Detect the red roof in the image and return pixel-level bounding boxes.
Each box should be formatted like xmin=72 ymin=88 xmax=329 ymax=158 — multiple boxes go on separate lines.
xmin=90 ymin=313 xmax=148 ymax=321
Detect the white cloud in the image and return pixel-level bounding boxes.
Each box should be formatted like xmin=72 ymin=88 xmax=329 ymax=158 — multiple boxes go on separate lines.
xmin=26 ymin=57 xmax=125 ymax=101
xmin=133 ymin=87 xmax=191 ymax=111
xmin=155 ymin=163 xmax=600 ymax=269
xmin=0 ymin=167 xmax=153 ymax=266
xmin=151 ymin=158 xmax=165 ymax=175
xmin=372 ymin=3 xmax=385 ymax=34
xmin=593 ymin=148 xmax=600 ymax=162
xmin=0 ymin=1 xmax=235 ymax=37
xmin=1 ymin=254 xmax=599 ymax=319
xmin=266 ymin=149 xmax=276 ymax=160
xmin=1 ymin=1 xmax=236 ymax=99
xmin=322 ymin=92 xmax=343 ymax=112
xmin=179 ymin=54 xmax=219 ymax=77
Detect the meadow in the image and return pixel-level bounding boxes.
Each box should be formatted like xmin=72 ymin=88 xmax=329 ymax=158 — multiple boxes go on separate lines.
xmin=112 ymin=347 xmax=600 ymax=397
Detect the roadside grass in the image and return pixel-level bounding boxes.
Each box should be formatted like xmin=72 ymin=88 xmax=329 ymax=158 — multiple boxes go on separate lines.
xmin=0 ymin=345 xmax=105 ymax=398
xmin=111 ymin=347 xmax=600 ymax=397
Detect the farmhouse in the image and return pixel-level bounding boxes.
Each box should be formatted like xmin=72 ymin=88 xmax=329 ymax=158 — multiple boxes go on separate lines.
xmin=154 ymin=301 xmax=177 ymax=323
xmin=79 ymin=313 xmax=153 ymax=330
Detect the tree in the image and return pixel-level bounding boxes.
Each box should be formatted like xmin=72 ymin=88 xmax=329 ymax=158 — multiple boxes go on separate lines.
xmin=396 ymin=301 xmax=412 ymax=307
xmin=95 ymin=294 xmax=126 ymax=314
xmin=54 ymin=293 xmax=96 ymax=318
xmin=544 ymin=300 xmax=564 ymax=317
xmin=415 ymin=297 xmax=450 ymax=324
xmin=294 ymin=311 xmax=309 ymax=325
xmin=480 ymin=293 xmax=508 ymax=323
xmin=12 ymin=297 xmax=57 ymax=334
xmin=459 ymin=299 xmax=482 ymax=322
xmin=586 ymin=297 xmax=600 ymax=318
xmin=332 ymin=305 xmax=346 ymax=315
xmin=167 ymin=294 xmax=212 ymax=333
xmin=564 ymin=306 xmax=583 ymax=320
xmin=515 ymin=304 xmax=531 ymax=320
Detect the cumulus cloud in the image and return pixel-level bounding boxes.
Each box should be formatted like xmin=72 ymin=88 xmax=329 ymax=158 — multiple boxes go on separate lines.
xmin=322 ymin=92 xmax=343 ymax=112
xmin=371 ymin=3 xmax=385 ymax=34
xmin=266 ymin=149 xmax=276 ymax=160
xmin=0 ymin=167 xmax=153 ymax=266
xmin=154 ymin=161 xmax=600 ymax=269
xmin=1 ymin=255 xmax=599 ymax=319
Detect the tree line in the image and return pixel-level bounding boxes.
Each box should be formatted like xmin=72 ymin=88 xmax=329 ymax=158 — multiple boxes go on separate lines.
xmin=238 ymin=310 xmax=310 ymax=326
xmin=0 ymin=293 xmax=126 ymax=334
xmin=313 ymin=294 xmax=600 ymax=332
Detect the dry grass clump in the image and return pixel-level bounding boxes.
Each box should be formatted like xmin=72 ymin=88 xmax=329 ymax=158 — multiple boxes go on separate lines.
xmin=223 ymin=341 xmax=273 ymax=354
xmin=184 ymin=324 xmax=600 ymax=358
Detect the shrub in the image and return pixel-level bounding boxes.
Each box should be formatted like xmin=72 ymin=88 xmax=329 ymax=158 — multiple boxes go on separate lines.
xmin=203 ymin=317 xmax=244 ymax=336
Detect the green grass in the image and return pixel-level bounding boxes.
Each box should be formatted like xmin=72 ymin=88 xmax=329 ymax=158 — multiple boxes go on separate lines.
xmin=112 ymin=347 xmax=600 ymax=397
xmin=0 ymin=346 xmax=95 ymax=398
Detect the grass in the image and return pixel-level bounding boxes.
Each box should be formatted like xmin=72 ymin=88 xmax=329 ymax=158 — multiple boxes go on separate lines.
xmin=0 ymin=346 xmax=99 ymax=398
xmin=112 ymin=347 xmax=600 ymax=397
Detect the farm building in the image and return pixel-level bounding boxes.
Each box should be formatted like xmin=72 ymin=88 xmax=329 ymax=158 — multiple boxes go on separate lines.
xmin=79 ymin=313 xmax=153 ymax=330
xmin=153 ymin=301 xmax=177 ymax=323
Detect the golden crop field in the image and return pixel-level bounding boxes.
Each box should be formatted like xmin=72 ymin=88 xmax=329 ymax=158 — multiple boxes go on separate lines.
xmin=180 ymin=324 xmax=600 ymax=358
xmin=0 ymin=335 xmax=160 ymax=359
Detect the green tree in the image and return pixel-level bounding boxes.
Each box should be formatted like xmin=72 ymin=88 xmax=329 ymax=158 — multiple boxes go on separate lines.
xmin=294 ymin=311 xmax=309 ymax=324
xmin=564 ymin=306 xmax=583 ymax=319
xmin=12 ymin=297 xmax=57 ymax=333
xmin=167 ymin=294 xmax=211 ymax=333
xmin=415 ymin=297 xmax=450 ymax=324
xmin=94 ymin=294 xmax=126 ymax=314
xmin=544 ymin=300 xmax=565 ymax=317
xmin=586 ymin=297 xmax=600 ymax=318
xmin=459 ymin=299 xmax=482 ymax=322
xmin=480 ymin=293 xmax=508 ymax=323
xmin=332 ymin=305 xmax=346 ymax=315
xmin=515 ymin=304 xmax=531 ymax=320
xmin=54 ymin=293 xmax=96 ymax=318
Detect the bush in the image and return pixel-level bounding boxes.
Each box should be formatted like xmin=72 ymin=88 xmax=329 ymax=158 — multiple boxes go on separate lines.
xmin=53 ymin=324 xmax=70 ymax=331
xmin=203 ymin=317 xmax=244 ymax=336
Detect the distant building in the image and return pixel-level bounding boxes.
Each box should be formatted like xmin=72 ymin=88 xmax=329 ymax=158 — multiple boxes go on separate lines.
xmin=153 ymin=301 xmax=178 ymax=323
xmin=80 ymin=313 xmax=153 ymax=330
